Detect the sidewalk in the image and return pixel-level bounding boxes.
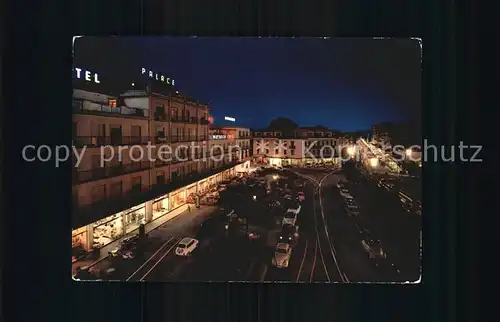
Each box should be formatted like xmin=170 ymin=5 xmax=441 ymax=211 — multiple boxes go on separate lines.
xmin=72 ymin=205 xmax=219 ymax=275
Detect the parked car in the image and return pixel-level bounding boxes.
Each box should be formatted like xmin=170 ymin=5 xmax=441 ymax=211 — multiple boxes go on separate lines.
xmin=175 ymin=237 xmax=199 ymax=256
xmin=282 ymin=211 xmax=298 ymax=226
xmin=340 ymin=189 xmax=352 ymax=198
xmin=279 ymin=224 xmax=299 ymax=245
xmin=272 ymin=243 xmax=292 ymax=268
xmin=361 ymin=239 xmax=387 ymax=260
xmin=72 ymin=246 xmax=90 ymax=263
xmin=287 ymin=203 xmax=302 ymax=214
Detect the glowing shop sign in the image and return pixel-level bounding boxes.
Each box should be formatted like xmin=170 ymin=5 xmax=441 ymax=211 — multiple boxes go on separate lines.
xmin=211 ymin=135 xmax=227 ymax=140
xmin=141 ymin=68 xmax=175 ymax=86
xmin=73 ymin=68 xmax=100 ymax=83
xmin=224 ymin=116 xmax=235 ymax=122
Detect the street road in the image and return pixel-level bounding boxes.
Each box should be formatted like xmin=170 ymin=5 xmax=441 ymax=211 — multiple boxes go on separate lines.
xmin=79 ymin=166 xmax=420 ymax=283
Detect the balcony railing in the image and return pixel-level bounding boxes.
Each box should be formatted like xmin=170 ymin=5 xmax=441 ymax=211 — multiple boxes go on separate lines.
xmin=170 ymin=135 xmax=207 ymax=143
xmin=154 ymin=114 xmax=168 ymax=121
xmin=73 ymin=161 xmax=152 ymax=184
xmin=73 ymin=101 xmax=148 ymax=118
xmin=170 ymin=116 xmax=209 ymax=125
xmin=73 ymin=136 xmax=152 ymax=148
xmin=155 ymin=135 xmax=168 ymax=142
xmin=72 ymin=160 xmax=242 ymax=228
xmin=171 ymin=117 xmax=188 ymax=123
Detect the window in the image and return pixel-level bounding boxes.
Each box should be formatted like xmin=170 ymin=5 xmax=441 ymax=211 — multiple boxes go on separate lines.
xmin=108 ymin=99 xmax=117 ymax=107
xmin=284 ymin=150 xmax=287 ymax=155
xmin=110 ymin=181 xmax=122 ymax=198
xmin=156 ymin=126 xmax=165 ymax=139
xmin=91 ymin=155 xmax=101 ymax=169
xmin=291 ymin=149 xmax=295 ymax=156
xmin=110 ymin=126 xmax=122 ymax=145
xmin=131 ymin=177 xmax=142 ymax=192
xmin=73 ymin=99 xmax=83 ymax=110
xmin=155 ymin=105 xmax=165 ymax=120
xmin=91 ymin=185 xmax=106 ymax=203
xmin=131 ymin=125 xmax=141 ymax=144
xmin=257 ymin=148 xmax=260 ymax=154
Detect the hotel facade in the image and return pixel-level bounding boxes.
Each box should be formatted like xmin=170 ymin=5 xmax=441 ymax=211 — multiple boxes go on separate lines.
xmin=72 ymin=70 xmax=250 ymax=256
xmin=251 ymin=127 xmax=347 ymax=167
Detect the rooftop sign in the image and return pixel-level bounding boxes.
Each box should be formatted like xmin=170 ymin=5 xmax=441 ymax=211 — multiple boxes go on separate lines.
xmin=211 ymin=134 xmax=227 ymax=140
xmin=141 ymin=68 xmax=175 ymax=86
xmin=224 ymin=116 xmax=235 ymax=122
xmin=73 ymin=68 xmax=100 ymax=83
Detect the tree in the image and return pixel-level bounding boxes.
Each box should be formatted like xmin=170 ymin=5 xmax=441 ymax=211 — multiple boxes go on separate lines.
xmin=268 ymin=117 xmax=298 ymax=133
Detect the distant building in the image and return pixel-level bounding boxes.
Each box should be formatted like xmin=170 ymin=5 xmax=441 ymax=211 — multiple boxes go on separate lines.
xmin=251 ymin=126 xmax=346 ymax=167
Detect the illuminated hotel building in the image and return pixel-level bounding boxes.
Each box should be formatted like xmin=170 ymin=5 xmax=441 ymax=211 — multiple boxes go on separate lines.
xmin=251 ymin=127 xmax=346 ymax=167
xmin=71 ymin=69 xmax=246 ymax=256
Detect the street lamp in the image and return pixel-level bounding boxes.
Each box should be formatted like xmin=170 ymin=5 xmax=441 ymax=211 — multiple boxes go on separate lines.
xmin=347 ymin=146 xmax=356 ymax=157
xmin=272 ymin=175 xmax=279 ymax=180
xmin=369 ymin=157 xmax=379 ymax=168
xmin=406 ymin=149 xmax=412 ymax=157
xmin=252 ymin=195 xmax=257 ymax=201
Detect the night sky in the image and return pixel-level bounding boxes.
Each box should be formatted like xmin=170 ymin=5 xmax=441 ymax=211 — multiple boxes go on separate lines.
xmin=74 ymin=37 xmax=421 ymax=132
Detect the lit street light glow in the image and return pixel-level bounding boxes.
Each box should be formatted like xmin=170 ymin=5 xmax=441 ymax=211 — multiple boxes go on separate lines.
xmin=369 ymin=157 xmax=379 ymax=167
xmin=347 ymin=146 xmax=356 ymax=156
xmin=406 ymin=149 xmax=412 ymax=156
xmin=272 ymin=175 xmax=279 ymax=180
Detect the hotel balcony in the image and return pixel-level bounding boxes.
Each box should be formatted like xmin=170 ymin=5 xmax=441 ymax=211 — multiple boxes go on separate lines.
xmin=72 ymin=160 xmax=242 ymax=228
xmin=154 ymin=114 xmax=169 ymax=121
xmin=73 ymin=101 xmax=148 ymax=118
xmin=73 ymin=161 xmax=152 ymax=185
xmin=73 ymin=136 xmax=151 ymax=148
xmin=170 ymin=135 xmax=208 ymax=143
xmin=170 ymin=116 xmax=189 ymax=123
xmin=169 ymin=116 xmax=209 ymax=125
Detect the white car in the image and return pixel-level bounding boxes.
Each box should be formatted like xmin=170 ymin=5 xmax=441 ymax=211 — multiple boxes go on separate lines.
xmin=282 ymin=211 xmax=298 ymax=226
xmin=287 ymin=204 xmax=301 ymax=214
xmin=175 ymin=237 xmax=199 ymax=256
xmin=346 ymin=209 xmax=360 ymax=217
xmin=340 ymin=189 xmax=352 ymax=198
xmin=272 ymin=243 xmax=292 ymax=268
xmin=361 ymin=239 xmax=387 ymax=259
xmin=297 ymin=192 xmax=305 ymax=201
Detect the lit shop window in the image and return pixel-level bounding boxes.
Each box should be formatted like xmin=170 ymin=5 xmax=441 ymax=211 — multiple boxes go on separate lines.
xmin=108 ymin=99 xmax=117 ymax=107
